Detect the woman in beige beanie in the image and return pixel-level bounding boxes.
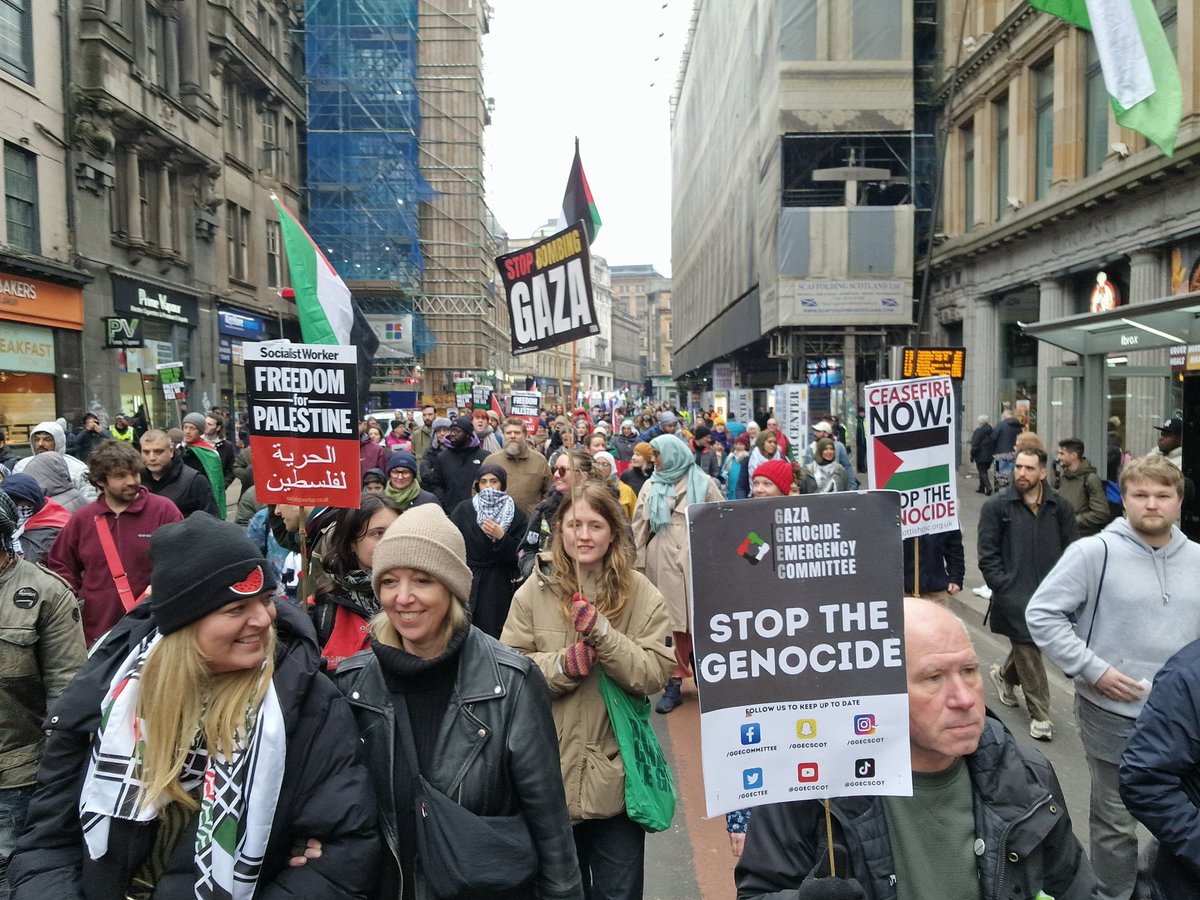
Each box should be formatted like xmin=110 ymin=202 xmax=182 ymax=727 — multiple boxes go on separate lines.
xmin=331 ymin=503 xmax=582 ymax=900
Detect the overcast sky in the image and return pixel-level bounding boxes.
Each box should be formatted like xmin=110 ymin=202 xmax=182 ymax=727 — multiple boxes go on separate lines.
xmin=482 ymin=1 xmax=695 ymax=277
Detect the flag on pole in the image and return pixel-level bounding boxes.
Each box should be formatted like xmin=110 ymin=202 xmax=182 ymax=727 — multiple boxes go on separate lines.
xmin=559 ymin=139 xmax=602 ymax=244
xmin=1030 ymin=0 xmax=1181 ymax=155
xmin=185 ymin=437 xmax=226 ymax=519
xmin=271 ymin=194 xmax=379 ymax=401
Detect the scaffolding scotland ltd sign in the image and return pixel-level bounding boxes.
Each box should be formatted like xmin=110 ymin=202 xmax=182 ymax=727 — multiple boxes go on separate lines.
xmin=496 ymin=222 xmax=599 ymax=355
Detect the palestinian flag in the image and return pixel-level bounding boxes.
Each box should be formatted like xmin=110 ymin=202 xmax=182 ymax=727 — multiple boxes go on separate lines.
xmin=186 ymin=437 xmax=226 ymax=519
xmin=872 ymin=426 xmax=951 ymax=493
xmin=270 ymin=195 xmax=379 ymax=400
xmin=560 ymin=139 xmax=601 ymax=245
xmin=1030 ymin=0 xmax=1181 ymax=155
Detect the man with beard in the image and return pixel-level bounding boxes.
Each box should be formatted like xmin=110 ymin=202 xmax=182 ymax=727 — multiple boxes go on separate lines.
xmin=12 ymin=421 xmax=97 ymax=503
xmin=978 ymin=447 xmax=1077 ymax=742
xmin=424 ymin=415 xmax=489 ymax=513
xmin=139 ymin=429 xmax=219 ymax=518
xmin=485 ymin=417 xmax=551 ymax=517
xmin=410 ymin=404 xmax=437 ymax=460
xmin=1031 ymin=456 xmax=1200 ymax=900
xmin=45 ymin=440 xmax=182 ymax=646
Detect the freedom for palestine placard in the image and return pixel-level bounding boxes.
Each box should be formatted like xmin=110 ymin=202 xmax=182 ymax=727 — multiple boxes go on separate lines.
xmin=687 ymin=492 xmax=910 ymax=817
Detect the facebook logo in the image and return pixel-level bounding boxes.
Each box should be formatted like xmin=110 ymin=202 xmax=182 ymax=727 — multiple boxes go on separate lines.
xmin=740 ymin=723 xmax=762 ymax=745
xmin=742 ymin=768 xmax=763 ymax=790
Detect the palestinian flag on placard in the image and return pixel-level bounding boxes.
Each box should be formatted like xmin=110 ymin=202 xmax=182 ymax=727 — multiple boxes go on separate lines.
xmin=872 ymin=426 xmax=951 ymax=493
xmin=186 ymin=437 xmax=226 ymax=519
xmin=490 ymin=392 xmax=505 ymax=421
xmin=270 ymin=194 xmax=379 ymax=400
xmin=560 ymin=138 xmax=601 ymax=245
xmin=1029 ymin=0 xmax=1181 ymax=155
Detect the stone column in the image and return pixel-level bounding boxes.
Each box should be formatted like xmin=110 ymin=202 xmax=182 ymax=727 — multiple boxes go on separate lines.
xmin=1125 ymin=248 xmax=1170 ymax=453
xmin=157 ymin=164 xmax=174 ymax=253
xmin=1036 ymin=276 xmax=1070 ymax=444
xmin=124 ymin=147 xmax=142 ymax=241
xmin=165 ymin=11 xmax=181 ymax=96
xmin=969 ymin=294 xmax=998 ymax=422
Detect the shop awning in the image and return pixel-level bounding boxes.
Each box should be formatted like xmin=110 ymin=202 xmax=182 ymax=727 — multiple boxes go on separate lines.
xmin=1021 ymin=290 xmax=1200 ymax=355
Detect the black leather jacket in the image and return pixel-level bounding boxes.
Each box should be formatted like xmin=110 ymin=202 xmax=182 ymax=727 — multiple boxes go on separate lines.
xmin=332 ymin=628 xmax=584 ymax=900
xmin=736 ymin=717 xmax=1097 ymax=900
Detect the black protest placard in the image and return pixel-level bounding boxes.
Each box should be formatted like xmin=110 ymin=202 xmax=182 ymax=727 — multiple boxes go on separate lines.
xmin=496 ymin=222 xmax=599 ymax=356
xmin=244 ymin=342 xmax=360 ymax=508
xmin=687 ymin=492 xmax=910 ymax=814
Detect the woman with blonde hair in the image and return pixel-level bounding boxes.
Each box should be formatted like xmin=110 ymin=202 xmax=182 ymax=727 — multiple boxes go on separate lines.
xmin=503 ymin=481 xmax=674 ymax=900
xmin=9 ymin=514 xmax=380 ymax=899
xmin=332 ymin=504 xmax=582 ymax=900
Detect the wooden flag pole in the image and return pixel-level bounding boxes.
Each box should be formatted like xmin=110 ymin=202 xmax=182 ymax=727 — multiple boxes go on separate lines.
xmin=571 ymin=341 xmax=578 ymax=415
xmin=298 ymin=508 xmax=309 ymax=604
xmin=824 ymin=799 xmax=836 ymax=876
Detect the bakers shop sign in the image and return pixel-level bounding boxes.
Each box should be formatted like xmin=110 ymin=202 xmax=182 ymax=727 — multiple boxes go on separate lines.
xmin=0 ymin=277 xmax=39 ymax=302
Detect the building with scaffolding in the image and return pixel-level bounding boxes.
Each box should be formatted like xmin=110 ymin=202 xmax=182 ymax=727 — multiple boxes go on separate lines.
xmin=305 ymin=0 xmax=505 ymax=406
xmin=670 ymin=0 xmax=936 ymax=422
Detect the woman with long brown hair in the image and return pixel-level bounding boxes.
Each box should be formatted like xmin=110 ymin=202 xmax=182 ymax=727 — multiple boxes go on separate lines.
xmin=502 ymin=481 xmax=674 ymax=900
xmin=8 ymin=514 xmax=379 ymax=899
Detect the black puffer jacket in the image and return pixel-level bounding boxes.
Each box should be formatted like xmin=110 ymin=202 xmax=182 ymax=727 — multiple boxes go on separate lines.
xmin=735 ymin=717 xmax=1096 ymax=900
xmin=332 ymin=627 xmax=584 ymax=900
xmin=143 ymin=452 xmax=219 ymax=518
xmin=425 ymin=443 xmax=489 ymax=513
xmin=8 ymin=602 xmax=381 ymax=900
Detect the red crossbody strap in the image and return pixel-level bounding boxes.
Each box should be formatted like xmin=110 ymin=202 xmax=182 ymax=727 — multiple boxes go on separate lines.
xmin=93 ymin=514 xmax=138 ymax=612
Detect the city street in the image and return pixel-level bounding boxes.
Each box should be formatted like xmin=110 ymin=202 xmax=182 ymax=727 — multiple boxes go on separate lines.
xmin=645 ymin=472 xmax=1093 ymax=899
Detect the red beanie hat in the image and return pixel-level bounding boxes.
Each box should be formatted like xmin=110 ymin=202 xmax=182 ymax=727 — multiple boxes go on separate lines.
xmin=755 ymin=459 xmax=794 ymax=496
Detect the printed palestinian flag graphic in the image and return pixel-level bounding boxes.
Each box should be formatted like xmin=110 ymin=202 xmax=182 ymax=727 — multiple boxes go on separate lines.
xmin=187 ymin=438 xmax=227 ymax=519
xmin=560 ymin=138 xmax=601 ymax=245
xmin=872 ymin=426 xmax=950 ymax=492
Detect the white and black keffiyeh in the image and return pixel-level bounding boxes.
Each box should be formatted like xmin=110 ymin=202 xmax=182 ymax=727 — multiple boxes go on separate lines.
xmin=79 ymin=631 xmax=287 ymax=900
xmin=473 ymin=487 xmax=515 ymax=535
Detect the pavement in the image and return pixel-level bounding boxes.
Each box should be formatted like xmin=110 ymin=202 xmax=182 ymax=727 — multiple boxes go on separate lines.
xmin=644 ymin=470 xmax=1095 ymax=900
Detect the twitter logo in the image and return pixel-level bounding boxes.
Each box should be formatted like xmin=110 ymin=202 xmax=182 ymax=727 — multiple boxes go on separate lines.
xmin=742 ymin=767 xmax=763 ymax=790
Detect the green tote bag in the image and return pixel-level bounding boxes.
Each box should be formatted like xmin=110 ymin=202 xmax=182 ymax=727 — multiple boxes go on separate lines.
xmin=596 ymin=669 xmax=676 ymax=832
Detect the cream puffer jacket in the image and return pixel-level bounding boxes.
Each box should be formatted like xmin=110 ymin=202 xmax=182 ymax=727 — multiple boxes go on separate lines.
xmin=502 ymin=558 xmax=674 ymax=823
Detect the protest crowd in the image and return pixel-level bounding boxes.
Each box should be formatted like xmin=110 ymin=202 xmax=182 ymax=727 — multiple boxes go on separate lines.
xmin=1 ymin=395 xmax=1198 ymax=900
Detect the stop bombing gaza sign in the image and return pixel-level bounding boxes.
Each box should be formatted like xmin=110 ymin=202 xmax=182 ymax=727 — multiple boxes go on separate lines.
xmin=687 ymin=492 xmax=911 ymax=817
xmin=865 ymin=375 xmax=959 ymax=538
xmin=496 ymin=222 xmax=600 ymax=355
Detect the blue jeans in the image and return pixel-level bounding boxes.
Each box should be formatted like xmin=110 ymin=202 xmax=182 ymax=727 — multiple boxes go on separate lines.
xmin=0 ymin=786 xmax=34 ymax=900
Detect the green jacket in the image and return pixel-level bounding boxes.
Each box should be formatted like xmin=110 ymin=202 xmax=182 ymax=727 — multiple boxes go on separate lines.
xmin=0 ymin=556 xmax=86 ymax=788
xmin=1056 ymin=457 xmax=1110 ymax=536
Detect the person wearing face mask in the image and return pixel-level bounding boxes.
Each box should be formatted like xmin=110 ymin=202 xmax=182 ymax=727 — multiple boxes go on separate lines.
xmin=419 ymin=417 xmax=452 ymax=485
xmin=484 ymin=417 xmax=552 ymax=517
xmin=449 ymin=465 xmax=528 ymax=639
xmin=309 ymin=495 xmax=403 ymax=669
xmin=424 ymin=416 xmax=489 ymax=513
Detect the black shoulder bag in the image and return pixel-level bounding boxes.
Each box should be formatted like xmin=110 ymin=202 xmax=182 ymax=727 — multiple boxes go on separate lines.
xmin=393 ymin=693 xmax=538 ymax=898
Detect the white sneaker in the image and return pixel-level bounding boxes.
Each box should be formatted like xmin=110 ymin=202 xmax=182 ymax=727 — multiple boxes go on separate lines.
xmin=989 ymin=665 xmax=1019 ymax=708
xmin=972 ymin=586 xmax=993 ymax=600
xmin=1029 ymin=719 xmax=1053 ymax=742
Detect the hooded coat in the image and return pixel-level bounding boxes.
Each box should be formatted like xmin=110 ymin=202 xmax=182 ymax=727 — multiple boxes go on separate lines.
xmin=424 ymin=419 xmax=489 ymax=513
xmin=1054 ymin=457 xmax=1110 ymax=536
xmin=7 ymin=601 xmax=381 ymax=899
xmin=12 ymin=422 xmax=97 ymax=504
xmin=18 ymin=452 xmax=88 ymax=513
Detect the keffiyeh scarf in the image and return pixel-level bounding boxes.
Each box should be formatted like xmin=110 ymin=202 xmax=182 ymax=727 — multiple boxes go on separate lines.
xmin=473 ymin=487 xmax=515 ymax=535
xmin=80 ymin=631 xmax=286 ymax=900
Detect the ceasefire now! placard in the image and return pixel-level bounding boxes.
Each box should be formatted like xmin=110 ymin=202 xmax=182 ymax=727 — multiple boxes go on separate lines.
xmin=687 ymin=492 xmax=911 ymax=817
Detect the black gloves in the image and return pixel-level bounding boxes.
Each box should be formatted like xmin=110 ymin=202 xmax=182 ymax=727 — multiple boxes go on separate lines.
xmin=797 ymin=844 xmax=867 ymax=900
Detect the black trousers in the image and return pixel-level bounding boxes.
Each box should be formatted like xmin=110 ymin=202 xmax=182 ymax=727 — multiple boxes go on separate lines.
xmin=976 ymin=461 xmax=992 ymax=490
xmin=573 ymin=812 xmax=645 ymax=900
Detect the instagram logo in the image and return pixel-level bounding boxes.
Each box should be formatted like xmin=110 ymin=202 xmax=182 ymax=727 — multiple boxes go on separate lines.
xmin=853 ymin=714 xmax=876 ymax=736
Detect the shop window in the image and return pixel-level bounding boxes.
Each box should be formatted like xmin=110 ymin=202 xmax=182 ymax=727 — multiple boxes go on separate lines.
xmin=227 ymin=203 xmax=251 ymax=282
xmin=1084 ymin=39 xmax=1107 ymax=176
xmin=1033 ymin=60 xmax=1054 ymax=200
xmin=993 ymin=94 xmax=1009 ymax=219
xmin=4 ymin=142 xmax=38 ymax=253
xmin=0 ymin=0 xmax=30 ymax=83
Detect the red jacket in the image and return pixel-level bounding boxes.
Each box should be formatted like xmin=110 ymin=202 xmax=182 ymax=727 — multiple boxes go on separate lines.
xmin=359 ymin=437 xmax=388 ymax=474
xmin=46 ymin=487 xmax=183 ymax=645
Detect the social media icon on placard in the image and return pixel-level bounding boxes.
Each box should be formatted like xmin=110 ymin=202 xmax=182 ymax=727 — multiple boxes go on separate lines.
xmin=742 ymin=768 xmax=763 ymax=790
xmin=853 ymin=713 xmax=876 ymax=735
xmin=796 ymin=719 xmax=818 ymax=739
xmin=797 ymin=762 xmax=819 ymax=783
xmin=740 ymin=723 xmax=762 ymax=745
xmin=855 ymin=758 xmax=876 ymax=779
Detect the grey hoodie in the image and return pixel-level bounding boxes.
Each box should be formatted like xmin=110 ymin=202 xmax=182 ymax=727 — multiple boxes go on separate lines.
xmin=11 ymin=421 xmax=97 ymax=503
xmin=1027 ymin=516 xmax=1200 ymax=718
xmin=20 ymin=452 xmax=89 ymax=512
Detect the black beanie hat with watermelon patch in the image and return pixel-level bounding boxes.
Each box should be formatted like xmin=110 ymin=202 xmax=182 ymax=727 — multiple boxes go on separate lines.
xmin=149 ymin=512 xmax=278 ymax=635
